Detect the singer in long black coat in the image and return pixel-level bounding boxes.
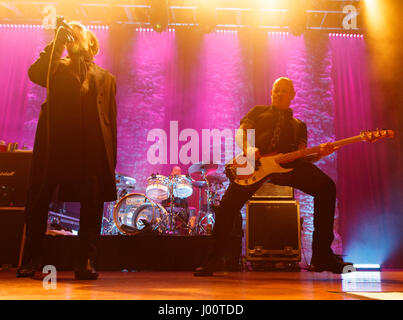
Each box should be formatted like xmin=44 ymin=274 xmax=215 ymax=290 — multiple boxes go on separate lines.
xmin=21 ymin=32 xmax=117 ymax=266
xmin=27 ymin=41 xmax=117 ymax=202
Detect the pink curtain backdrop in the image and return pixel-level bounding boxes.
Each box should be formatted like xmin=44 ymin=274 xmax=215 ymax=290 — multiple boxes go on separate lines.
xmin=331 ymin=36 xmax=402 ymax=265
xmin=1 ymin=25 xmax=400 ymax=265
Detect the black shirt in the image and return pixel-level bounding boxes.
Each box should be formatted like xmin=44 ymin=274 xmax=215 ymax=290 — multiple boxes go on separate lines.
xmin=240 ymin=105 xmax=307 ymax=155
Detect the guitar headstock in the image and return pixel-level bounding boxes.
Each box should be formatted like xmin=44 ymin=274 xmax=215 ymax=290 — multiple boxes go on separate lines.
xmin=361 ymin=129 xmax=395 ymax=143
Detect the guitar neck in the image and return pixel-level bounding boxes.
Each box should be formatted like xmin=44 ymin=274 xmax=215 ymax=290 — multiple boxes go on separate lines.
xmin=276 ymin=134 xmax=365 ymax=163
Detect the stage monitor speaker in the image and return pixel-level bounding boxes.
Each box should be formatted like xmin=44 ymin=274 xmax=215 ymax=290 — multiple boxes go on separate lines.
xmin=252 ymin=181 xmax=294 ymax=200
xmin=246 ymin=200 xmax=301 ymax=262
xmin=0 ymin=151 xmax=32 ymax=207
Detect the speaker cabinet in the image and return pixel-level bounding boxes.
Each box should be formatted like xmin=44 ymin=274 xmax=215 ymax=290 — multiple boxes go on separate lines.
xmin=252 ymin=181 xmax=294 ymax=200
xmin=0 ymin=151 xmax=32 ymax=207
xmin=0 ymin=207 xmax=25 ymax=267
xmin=246 ymin=200 xmax=301 ymax=262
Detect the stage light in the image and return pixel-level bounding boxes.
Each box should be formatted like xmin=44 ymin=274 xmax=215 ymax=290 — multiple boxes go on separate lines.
xmin=150 ymin=0 xmax=169 ymax=32
xmin=328 ymin=33 xmax=364 ymax=39
xmin=268 ymin=31 xmax=290 ymax=36
xmin=353 ymin=264 xmax=381 ymax=271
xmin=364 ymin=0 xmax=377 ymax=12
xmin=363 ymin=0 xmax=387 ymax=33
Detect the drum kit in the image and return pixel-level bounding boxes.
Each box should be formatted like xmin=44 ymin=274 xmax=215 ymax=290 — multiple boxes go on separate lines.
xmin=101 ymin=163 xmax=227 ymax=236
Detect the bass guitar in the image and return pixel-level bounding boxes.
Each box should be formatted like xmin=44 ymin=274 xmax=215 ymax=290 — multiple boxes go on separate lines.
xmin=225 ymin=129 xmax=395 ymax=186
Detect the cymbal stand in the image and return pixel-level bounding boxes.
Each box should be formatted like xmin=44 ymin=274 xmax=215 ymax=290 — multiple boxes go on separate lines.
xmin=164 ymin=178 xmax=191 ymax=235
xmin=195 ymin=184 xmax=203 ymax=235
xmin=195 ymin=167 xmax=215 ymax=235
xmin=101 ymin=201 xmax=119 ymax=235
xmin=168 ymin=179 xmax=175 ymax=234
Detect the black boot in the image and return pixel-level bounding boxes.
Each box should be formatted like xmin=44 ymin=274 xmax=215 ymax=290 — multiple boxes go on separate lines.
xmin=194 ymin=255 xmax=217 ymax=277
xmin=16 ymin=257 xmax=42 ymax=278
xmin=74 ymin=257 xmax=99 ymax=280
xmin=194 ymin=265 xmax=214 ymax=277
xmin=74 ymin=242 xmax=99 ymax=280
xmin=310 ymin=254 xmax=354 ymax=274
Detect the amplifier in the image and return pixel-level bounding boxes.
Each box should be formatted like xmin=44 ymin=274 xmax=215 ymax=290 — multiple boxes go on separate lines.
xmin=246 ymin=200 xmax=301 ymax=262
xmin=0 ymin=207 xmax=25 ymax=267
xmin=0 ymin=151 xmax=32 ymax=207
xmin=252 ymin=181 xmax=294 ymax=200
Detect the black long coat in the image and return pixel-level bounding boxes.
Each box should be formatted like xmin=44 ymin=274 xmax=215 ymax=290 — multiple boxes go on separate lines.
xmin=27 ymin=41 xmax=117 ymax=202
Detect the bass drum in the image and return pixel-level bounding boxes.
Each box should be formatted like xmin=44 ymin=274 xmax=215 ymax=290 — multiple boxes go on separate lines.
xmin=113 ymin=193 xmax=167 ymax=235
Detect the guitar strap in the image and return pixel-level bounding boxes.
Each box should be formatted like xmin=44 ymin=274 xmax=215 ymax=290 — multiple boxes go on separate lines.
xmin=269 ymin=107 xmax=297 ymax=151
xmin=269 ymin=111 xmax=284 ymax=151
xmin=291 ymin=117 xmax=303 ymax=150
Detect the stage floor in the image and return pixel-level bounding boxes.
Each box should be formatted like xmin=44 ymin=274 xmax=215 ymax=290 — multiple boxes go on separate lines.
xmin=1 ymin=269 xmax=403 ymax=300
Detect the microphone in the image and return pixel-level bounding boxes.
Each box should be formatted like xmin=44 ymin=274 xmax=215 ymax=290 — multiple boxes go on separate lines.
xmin=55 ymin=15 xmax=75 ymax=41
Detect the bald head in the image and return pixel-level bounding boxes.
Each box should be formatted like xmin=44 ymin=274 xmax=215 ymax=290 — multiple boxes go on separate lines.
xmin=271 ymin=77 xmax=296 ymax=110
xmin=171 ymin=166 xmax=181 ymax=176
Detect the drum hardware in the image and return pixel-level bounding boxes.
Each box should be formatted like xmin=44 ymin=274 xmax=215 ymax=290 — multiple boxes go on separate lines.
xmin=167 ymin=182 xmax=175 ymax=233
xmin=107 ymin=167 xmax=227 ymax=236
xmin=188 ymin=163 xmax=219 ymax=181
xmin=101 ymin=172 xmax=137 ymax=235
xmin=192 ymin=180 xmax=207 ymax=188
xmin=206 ymin=173 xmax=227 ymax=184
xmin=102 ymin=214 xmax=119 ymax=235
xmin=144 ymin=172 xmax=194 ymax=234
xmin=188 ymin=162 xmax=224 ymax=235
xmin=164 ymin=204 xmax=192 ymax=235
xmin=163 ymin=175 xmax=193 ymax=234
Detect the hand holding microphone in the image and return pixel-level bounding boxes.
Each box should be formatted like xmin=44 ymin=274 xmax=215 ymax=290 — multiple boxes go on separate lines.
xmin=55 ymin=15 xmax=75 ymax=43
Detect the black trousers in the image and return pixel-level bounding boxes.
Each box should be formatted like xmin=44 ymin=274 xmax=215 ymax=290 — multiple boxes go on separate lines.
xmin=210 ymin=161 xmax=336 ymax=263
xmin=22 ymin=180 xmax=104 ymax=266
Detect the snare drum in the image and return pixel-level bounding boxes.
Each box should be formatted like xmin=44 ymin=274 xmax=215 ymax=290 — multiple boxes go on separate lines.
xmin=146 ymin=174 xmax=169 ymax=201
xmin=172 ymin=175 xmax=193 ymax=199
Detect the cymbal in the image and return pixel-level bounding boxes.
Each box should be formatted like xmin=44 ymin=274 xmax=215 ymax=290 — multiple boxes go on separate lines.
xmin=188 ymin=163 xmax=219 ymax=181
xmin=116 ymin=184 xmax=136 ymax=190
xmin=115 ymin=172 xmax=132 ymax=178
xmin=206 ymin=173 xmax=227 ymax=184
xmin=115 ymin=172 xmax=136 ymax=186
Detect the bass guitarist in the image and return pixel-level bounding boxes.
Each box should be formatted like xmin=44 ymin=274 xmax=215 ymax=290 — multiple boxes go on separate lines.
xmin=194 ymin=77 xmax=353 ymax=276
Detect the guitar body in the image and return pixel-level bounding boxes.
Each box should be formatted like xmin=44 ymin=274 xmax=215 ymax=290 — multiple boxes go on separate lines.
xmin=225 ymin=153 xmax=293 ymax=186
